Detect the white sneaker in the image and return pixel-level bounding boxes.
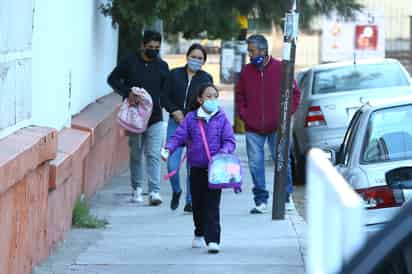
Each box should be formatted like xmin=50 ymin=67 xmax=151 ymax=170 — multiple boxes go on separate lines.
xmin=207 ymin=242 xmax=220 ymax=253
xmin=192 ymin=236 xmax=205 ymax=248
xmin=250 ymin=203 xmax=267 ymax=214
xmin=131 ymin=188 xmax=143 ymax=203
xmin=149 ymin=192 xmax=162 ymax=206
xmin=285 ymin=197 xmax=295 ymax=212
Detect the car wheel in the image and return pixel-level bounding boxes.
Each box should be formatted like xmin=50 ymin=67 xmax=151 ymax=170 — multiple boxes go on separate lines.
xmin=292 ymin=137 xmax=306 ymax=186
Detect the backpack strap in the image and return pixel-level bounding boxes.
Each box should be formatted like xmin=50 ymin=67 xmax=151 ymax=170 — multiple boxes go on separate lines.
xmin=163 ymin=154 xmax=187 ymax=180
xmin=198 ymin=119 xmax=211 ymax=161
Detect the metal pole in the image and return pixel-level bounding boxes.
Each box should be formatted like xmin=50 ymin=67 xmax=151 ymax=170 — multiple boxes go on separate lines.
xmin=409 ymin=16 xmax=412 ymax=75
xmin=272 ymin=0 xmax=299 ymax=220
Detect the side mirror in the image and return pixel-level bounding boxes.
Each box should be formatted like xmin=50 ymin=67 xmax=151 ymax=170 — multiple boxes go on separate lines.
xmin=323 ymin=149 xmax=337 ymax=165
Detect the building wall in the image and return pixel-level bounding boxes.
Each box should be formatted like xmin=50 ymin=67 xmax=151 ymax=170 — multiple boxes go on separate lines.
xmin=0 ymin=0 xmax=33 ymax=138
xmin=0 ymin=4 xmax=126 ymax=273
xmin=0 ymin=0 xmax=118 ymax=140
xmin=31 ymin=0 xmax=118 ymax=131
xmin=270 ymin=1 xmax=412 ymax=67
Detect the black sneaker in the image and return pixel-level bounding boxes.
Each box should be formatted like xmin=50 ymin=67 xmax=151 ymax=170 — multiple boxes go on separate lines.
xmin=170 ymin=192 xmax=181 ymax=210
xmin=183 ymin=203 xmax=192 ymax=213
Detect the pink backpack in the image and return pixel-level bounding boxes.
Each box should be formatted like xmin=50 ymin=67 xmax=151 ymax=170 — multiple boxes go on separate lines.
xmin=117 ymin=87 xmax=153 ymax=133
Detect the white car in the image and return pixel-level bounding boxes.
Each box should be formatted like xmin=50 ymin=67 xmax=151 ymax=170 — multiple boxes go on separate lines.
xmin=329 ymin=96 xmax=412 ymax=234
xmin=293 ymin=59 xmax=412 ymax=183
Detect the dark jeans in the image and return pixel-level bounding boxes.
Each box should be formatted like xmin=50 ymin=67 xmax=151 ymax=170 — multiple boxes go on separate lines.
xmin=190 ymin=167 xmax=222 ymax=244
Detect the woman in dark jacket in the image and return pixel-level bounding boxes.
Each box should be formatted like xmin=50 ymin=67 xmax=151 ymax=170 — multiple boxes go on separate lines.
xmin=162 ymin=43 xmax=213 ymax=212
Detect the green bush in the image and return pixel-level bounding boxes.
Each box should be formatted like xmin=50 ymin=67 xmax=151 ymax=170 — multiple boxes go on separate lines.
xmin=72 ymin=198 xmax=108 ymax=229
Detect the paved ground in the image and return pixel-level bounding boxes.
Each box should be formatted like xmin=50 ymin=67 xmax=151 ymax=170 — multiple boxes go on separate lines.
xmin=32 ymin=90 xmax=307 ymax=274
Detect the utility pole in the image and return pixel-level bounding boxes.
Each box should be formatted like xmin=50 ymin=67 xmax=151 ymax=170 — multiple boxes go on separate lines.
xmin=272 ymin=0 xmax=299 ymax=220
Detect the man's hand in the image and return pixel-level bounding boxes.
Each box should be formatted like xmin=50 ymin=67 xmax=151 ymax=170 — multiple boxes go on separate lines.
xmin=161 ymin=148 xmax=170 ymax=161
xmin=171 ymin=110 xmax=184 ymax=124
xmin=128 ymin=91 xmax=138 ymax=105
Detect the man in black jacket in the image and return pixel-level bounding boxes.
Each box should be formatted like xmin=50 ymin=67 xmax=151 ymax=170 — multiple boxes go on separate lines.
xmin=108 ymin=30 xmax=169 ymax=206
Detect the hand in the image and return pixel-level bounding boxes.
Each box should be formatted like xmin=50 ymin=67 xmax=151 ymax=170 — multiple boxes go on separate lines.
xmin=172 ymin=110 xmax=184 ymax=124
xmin=161 ymin=148 xmax=170 ymax=161
xmin=128 ymin=91 xmax=138 ymax=105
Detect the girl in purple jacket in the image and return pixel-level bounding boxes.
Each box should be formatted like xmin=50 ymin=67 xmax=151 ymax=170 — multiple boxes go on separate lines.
xmin=162 ymin=84 xmax=236 ymax=254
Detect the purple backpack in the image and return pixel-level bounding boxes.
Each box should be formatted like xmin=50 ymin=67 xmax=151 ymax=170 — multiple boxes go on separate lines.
xmin=198 ymin=120 xmax=242 ymax=191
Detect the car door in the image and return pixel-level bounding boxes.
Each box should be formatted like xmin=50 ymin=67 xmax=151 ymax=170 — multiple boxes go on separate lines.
xmin=340 ymin=199 xmax=412 ymax=274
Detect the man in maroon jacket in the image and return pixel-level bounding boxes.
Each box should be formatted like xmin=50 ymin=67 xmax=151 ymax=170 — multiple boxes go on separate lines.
xmin=236 ymin=34 xmax=301 ymax=214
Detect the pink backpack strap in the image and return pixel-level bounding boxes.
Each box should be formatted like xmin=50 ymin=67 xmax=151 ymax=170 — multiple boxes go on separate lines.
xmin=163 ymin=154 xmax=187 ymax=180
xmin=198 ymin=119 xmax=211 ymax=161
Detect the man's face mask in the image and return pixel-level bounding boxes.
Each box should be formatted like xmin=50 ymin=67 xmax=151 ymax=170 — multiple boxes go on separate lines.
xmin=144 ymin=48 xmax=159 ymax=59
xmin=250 ymin=55 xmax=265 ymax=66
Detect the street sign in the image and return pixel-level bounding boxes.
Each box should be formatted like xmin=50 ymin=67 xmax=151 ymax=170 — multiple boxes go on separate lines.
xmin=321 ymin=10 xmax=385 ymax=62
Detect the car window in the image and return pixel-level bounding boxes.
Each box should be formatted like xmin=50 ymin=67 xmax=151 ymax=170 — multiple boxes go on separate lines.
xmin=312 ymin=63 xmax=409 ymax=95
xmin=339 ymin=109 xmax=363 ymax=165
xmin=298 ymin=71 xmax=308 ymax=88
xmin=362 ymin=105 xmax=412 ymax=163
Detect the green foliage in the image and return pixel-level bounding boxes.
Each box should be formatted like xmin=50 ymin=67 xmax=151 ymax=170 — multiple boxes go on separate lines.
xmin=72 ymin=198 xmax=108 ymax=229
xmin=100 ymin=0 xmax=363 ymax=41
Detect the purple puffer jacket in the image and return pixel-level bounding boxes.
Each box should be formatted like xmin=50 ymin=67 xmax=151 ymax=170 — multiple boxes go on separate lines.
xmin=165 ymin=109 xmax=236 ymax=168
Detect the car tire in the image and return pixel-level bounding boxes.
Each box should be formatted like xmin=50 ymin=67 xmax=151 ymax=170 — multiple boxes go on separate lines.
xmin=292 ymin=137 xmax=306 ymax=186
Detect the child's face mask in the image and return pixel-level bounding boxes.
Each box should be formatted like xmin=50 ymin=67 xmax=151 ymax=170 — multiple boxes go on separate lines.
xmin=203 ymin=99 xmax=219 ymax=113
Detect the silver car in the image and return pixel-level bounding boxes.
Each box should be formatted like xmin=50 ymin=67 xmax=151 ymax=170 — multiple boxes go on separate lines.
xmin=329 ymin=97 xmax=412 ymax=234
xmin=293 ymin=59 xmax=412 ymax=182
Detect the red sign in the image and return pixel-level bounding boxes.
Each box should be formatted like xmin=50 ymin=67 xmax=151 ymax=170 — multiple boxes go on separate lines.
xmin=355 ymin=25 xmax=378 ymax=50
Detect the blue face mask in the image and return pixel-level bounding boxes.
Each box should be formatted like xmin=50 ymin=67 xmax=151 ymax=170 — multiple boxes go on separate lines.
xmin=187 ymin=57 xmax=203 ymax=72
xmin=250 ymin=55 xmax=265 ymax=66
xmin=202 ymin=99 xmax=219 ymax=113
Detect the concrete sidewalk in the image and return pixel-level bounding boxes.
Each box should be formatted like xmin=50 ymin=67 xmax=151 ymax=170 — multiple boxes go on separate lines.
xmin=32 ymin=91 xmax=307 ymax=274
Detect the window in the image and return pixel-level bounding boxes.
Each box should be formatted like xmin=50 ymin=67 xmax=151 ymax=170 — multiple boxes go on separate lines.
xmin=312 ymin=63 xmax=409 ymax=95
xmin=339 ymin=109 xmax=362 ymax=165
xmin=362 ymin=105 xmax=412 ymax=163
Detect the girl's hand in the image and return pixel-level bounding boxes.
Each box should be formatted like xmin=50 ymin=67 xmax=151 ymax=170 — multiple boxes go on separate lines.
xmin=161 ymin=148 xmax=170 ymax=161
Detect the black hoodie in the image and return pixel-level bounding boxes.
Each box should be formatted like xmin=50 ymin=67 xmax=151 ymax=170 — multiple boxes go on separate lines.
xmin=162 ymin=66 xmax=213 ymax=115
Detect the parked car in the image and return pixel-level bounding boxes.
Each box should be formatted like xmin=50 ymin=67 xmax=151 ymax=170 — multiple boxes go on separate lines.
xmin=293 ymin=59 xmax=412 ymax=184
xmin=328 ymin=97 xmax=412 ymax=234
xmin=339 ymin=198 xmax=412 ymax=274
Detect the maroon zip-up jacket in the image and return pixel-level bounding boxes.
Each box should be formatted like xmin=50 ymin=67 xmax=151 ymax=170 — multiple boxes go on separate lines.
xmin=236 ymin=57 xmax=301 ymax=134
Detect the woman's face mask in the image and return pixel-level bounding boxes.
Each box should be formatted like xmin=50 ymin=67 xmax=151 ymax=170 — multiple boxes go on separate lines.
xmin=187 ymin=57 xmax=203 ymax=72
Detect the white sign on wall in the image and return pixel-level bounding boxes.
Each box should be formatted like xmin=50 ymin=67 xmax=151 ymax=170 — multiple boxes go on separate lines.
xmin=321 ymin=10 xmax=385 ymax=62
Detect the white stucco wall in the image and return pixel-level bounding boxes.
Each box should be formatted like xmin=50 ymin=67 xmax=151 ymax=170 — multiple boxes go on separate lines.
xmin=31 ymin=0 xmax=118 ymax=130
xmin=1 ymin=0 xmax=118 ymax=139
xmin=0 ymin=0 xmax=33 ymax=139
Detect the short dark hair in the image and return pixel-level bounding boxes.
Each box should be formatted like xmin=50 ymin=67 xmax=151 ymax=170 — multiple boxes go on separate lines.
xmin=187 ymin=83 xmax=218 ymax=112
xmin=186 ymin=43 xmax=207 ymax=62
xmin=142 ymin=30 xmax=162 ymax=45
